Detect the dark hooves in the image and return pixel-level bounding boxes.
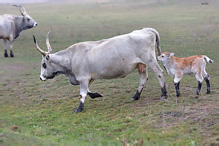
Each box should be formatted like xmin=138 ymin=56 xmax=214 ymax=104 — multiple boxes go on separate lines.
xmin=4 ymin=52 xmax=8 ymax=57
xmin=88 ymin=92 xmax=103 ymax=99
xmin=10 ymin=50 xmax=14 ymax=57
xmin=176 ymin=93 xmax=181 ymax=97
xmin=74 ymin=108 xmax=83 ymax=113
xmin=74 ymin=102 xmax=84 ymax=113
xmin=160 ymin=95 xmax=167 ymax=100
xmin=130 ymin=96 xmax=139 ymax=101
xmin=206 ymin=91 xmax=210 ymax=94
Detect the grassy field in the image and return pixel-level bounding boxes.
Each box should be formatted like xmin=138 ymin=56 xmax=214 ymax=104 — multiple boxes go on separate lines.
xmin=0 ymin=0 xmax=218 ymax=145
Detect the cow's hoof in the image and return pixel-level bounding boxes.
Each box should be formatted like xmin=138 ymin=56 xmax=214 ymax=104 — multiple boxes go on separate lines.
xmin=160 ymin=95 xmax=167 ymax=100
xmin=176 ymin=93 xmax=181 ymax=97
xmin=131 ymin=91 xmax=140 ymax=101
xmin=206 ymin=91 xmax=210 ymax=94
xmin=88 ymin=92 xmax=103 ymax=99
xmin=74 ymin=102 xmax=84 ymax=113
xmin=74 ymin=108 xmax=83 ymax=113
xmin=10 ymin=50 xmax=14 ymax=57
xmin=130 ymin=96 xmax=139 ymax=101
xmin=4 ymin=52 xmax=8 ymax=57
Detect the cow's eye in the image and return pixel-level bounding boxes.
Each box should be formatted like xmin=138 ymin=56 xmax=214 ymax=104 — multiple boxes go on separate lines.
xmin=162 ymin=55 xmax=164 ymax=58
xmin=42 ymin=63 xmax=47 ymax=69
xmin=27 ymin=18 xmax=30 ymax=22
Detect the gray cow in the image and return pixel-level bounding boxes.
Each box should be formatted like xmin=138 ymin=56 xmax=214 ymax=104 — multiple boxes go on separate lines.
xmin=33 ymin=28 xmax=167 ymax=113
xmin=0 ymin=5 xmax=37 ymax=57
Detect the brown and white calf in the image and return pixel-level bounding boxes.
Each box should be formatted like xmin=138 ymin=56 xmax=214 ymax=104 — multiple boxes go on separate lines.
xmin=158 ymin=52 xmax=213 ymax=97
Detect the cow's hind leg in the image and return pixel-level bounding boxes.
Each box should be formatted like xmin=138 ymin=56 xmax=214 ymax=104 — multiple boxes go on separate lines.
xmin=87 ymin=79 xmax=103 ymax=99
xmin=74 ymin=79 xmax=89 ymax=113
xmin=87 ymin=90 xmax=103 ymax=99
xmin=9 ymin=39 xmax=14 ymax=57
xmin=3 ymin=39 xmax=8 ymax=57
xmin=131 ymin=63 xmax=148 ymax=101
xmin=147 ymin=61 xmax=167 ymax=100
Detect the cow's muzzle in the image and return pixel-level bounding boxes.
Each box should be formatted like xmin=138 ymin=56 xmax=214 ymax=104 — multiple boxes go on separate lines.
xmin=40 ymin=76 xmax=46 ymax=81
xmin=33 ymin=22 xmax=37 ymax=27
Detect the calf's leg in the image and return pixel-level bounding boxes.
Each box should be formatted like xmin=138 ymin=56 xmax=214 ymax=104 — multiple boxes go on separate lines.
xmin=131 ymin=64 xmax=148 ymax=101
xmin=174 ymin=74 xmax=182 ymax=97
xmin=195 ymin=69 xmax=204 ymax=95
xmin=203 ymin=71 xmax=210 ymax=94
xmin=174 ymin=82 xmax=181 ymax=97
xmin=196 ymin=81 xmax=202 ymax=95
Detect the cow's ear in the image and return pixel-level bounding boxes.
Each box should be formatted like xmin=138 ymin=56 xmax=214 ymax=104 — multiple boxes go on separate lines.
xmin=170 ymin=52 xmax=174 ymax=56
xmin=45 ymin=54 xmax=50 ymax=60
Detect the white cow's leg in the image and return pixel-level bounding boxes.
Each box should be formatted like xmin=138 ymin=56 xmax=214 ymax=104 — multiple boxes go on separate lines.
xmin=3 ymin=39 xmax=8 ymax=57
xmin=174 ymin=74 xmax=182 ymax=97
xmin=9 ymin=39 xmax=14 ymax=57
xmin=87 ymin=79 xmax=103 ymax=99
xmin=147 ymin=61 xmax=167 ymax=100
xmin=74 ymin=79 xmax=89 ymax=113
xmin=131 ymin=64 xmax=148 ymax=101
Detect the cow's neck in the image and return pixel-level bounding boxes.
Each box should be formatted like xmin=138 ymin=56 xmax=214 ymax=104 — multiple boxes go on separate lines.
xmin=50 ymin=52 xmax=79 ymax=85
xmin=50 ymin=52 xmax=71 ymax=75
xmin=14 ymin=16 xmax=25 ymax=39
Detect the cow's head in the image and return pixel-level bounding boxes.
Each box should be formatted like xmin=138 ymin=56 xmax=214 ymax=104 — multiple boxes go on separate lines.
xmin=33 ymin=31 xmax=59 ymax=81
xmin=13 ymin=5 xmax=37 ymax=29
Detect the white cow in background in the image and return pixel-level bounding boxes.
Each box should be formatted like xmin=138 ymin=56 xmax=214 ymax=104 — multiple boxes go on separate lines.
xmin=0 ymin=5 xmax=37 ymax=57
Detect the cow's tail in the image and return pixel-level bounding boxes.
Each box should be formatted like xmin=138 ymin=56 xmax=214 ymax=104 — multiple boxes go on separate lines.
xmin=148 ymin=28 xmax=162 ymax=56
xmin=203 ymin=55 xmax=214 ymax=63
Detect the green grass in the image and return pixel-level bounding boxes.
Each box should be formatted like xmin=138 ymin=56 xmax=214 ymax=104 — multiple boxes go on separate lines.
xmin=0 ymin=1 xmax=219 ymax=145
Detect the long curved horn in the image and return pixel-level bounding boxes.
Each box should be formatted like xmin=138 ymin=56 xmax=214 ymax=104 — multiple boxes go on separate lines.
xmin=46 ymin=30 xmax=52 ymax=53
xmin=13 ymin=5 xmax=27 ymax=16
xmin=33 ymin=35 xmax=46 ymax=56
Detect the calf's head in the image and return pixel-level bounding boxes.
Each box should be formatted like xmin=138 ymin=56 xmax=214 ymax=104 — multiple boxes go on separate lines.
xmin=14 ymin=5 xmax=37 ymax=29
xmin=33 ymin=31 xmax=59 ymax=81
xmin=158 ymin=51 xmax=174 ymax=64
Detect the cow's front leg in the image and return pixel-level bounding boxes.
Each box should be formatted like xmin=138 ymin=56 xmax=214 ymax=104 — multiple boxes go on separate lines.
xmin=74 ymin=79 xmax=89 ymax=113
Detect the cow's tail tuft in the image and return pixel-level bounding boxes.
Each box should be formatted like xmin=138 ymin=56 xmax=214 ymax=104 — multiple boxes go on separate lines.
xmin=204 ymin=56 xmax=214 ymax=63
xmin=148 ymin=28 xmax=161 ymax=56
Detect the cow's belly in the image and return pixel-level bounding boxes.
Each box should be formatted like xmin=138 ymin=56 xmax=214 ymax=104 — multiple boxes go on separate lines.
xmin=94 ymin=62 xmax=137 ymax=79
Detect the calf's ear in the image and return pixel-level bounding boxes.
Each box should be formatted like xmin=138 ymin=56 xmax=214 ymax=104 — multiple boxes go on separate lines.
xmin=170 ymin=52 xmax=174 ymax=56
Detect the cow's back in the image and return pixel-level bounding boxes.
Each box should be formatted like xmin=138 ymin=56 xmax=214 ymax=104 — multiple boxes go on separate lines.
xmin=69 ymin=28 xmax=156 ymax=79
xmin=0 ymin=15 xmax=15 ymax=39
